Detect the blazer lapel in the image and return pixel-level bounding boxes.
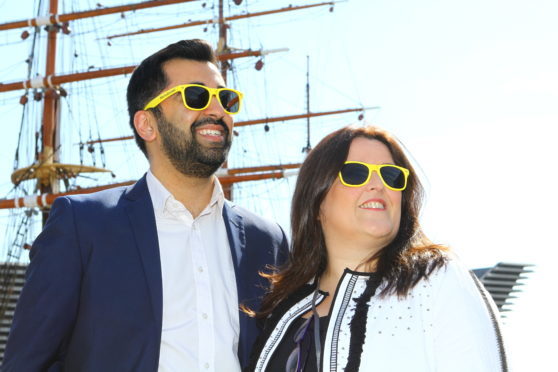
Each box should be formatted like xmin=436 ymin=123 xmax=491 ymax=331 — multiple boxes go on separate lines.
xmin=222 ymin=201 xmax=245 ymax=277
xmin=124 ymin=175 xmax=163 ymax=330
xmin=222 ymin=202 xmax=251 ymax=363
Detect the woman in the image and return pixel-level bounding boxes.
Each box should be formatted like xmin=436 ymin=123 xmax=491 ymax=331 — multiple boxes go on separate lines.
xmin=246 ymin=125 xmax=506 ymax=372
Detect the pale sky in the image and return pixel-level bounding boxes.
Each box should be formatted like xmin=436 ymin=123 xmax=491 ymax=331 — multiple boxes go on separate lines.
xmin=1 ymin=0 xmax=557 ymax=369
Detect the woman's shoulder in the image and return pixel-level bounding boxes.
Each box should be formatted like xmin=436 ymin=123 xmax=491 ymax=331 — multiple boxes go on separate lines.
xmin=246 ymin=283 xmax=317 ymax=371
xmin=426 ymin=252 xmax=474 ymax=282
xmin=416 ymin=255 xmax=507 ymax=371
xmin=260 ymin=284 xmax=316 ymax=326
xmin=423 ymin=253 xmax=490 ymax=306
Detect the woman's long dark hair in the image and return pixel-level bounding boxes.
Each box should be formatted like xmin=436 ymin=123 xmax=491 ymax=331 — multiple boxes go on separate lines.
xmin=256 ymin=125 xmax=447 ymax=319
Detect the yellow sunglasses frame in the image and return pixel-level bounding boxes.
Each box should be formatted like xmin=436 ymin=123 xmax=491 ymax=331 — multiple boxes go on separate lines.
xmin=143 ymin=84 xmax=244 ymax=114
xmin=339 ymin=161 xmax=410 ymax=191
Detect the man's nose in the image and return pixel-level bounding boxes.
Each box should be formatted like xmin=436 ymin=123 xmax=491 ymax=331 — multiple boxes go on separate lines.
xmin=204 ymin=93 xmax=227 ymax=118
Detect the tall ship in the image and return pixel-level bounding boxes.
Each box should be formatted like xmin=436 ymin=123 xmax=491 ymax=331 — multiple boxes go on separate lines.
xmin=0 ymin=0 xmax=371 ymax=359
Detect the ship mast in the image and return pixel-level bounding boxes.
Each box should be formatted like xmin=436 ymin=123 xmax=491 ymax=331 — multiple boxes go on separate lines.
xmin=1 ymin=0 xmax=202 ymax=222
xmin=0 ymin=0 xmax=362 ymax=212
xmin=304 ymin=56 xmax=311 ymax=153
xmin=218 ymin=0 xmax=232 ymax=198
xmin=39 ymin=0 xmax=60 ymax=224
xmin=218 ymin=0 xmax=229 ymax=82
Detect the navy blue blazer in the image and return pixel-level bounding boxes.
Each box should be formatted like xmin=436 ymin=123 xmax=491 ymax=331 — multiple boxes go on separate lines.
xmin=2 ymin=175 xmax=288 ymax=372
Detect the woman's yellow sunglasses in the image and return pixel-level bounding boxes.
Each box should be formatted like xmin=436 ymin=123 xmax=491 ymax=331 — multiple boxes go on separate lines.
xmin=339 ymin=161 xmax=410 ymax=191
xmin=143 ymin=84 xmax=244 ymax=114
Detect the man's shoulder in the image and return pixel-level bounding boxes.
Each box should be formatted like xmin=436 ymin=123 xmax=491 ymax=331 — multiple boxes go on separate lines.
xmin=55 ymin=183 xmax=135 ymax=213
xmin=225 ymin=201 xmax=282 ymax=232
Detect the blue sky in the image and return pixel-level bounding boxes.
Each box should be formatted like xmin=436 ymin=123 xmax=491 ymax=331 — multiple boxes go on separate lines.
xmin=1 ymin=0 xmax=557 ymax=369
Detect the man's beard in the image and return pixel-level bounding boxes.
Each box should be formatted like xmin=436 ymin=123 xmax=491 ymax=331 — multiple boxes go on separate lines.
xmin=156 ymin=112 xmax=232 ymax=178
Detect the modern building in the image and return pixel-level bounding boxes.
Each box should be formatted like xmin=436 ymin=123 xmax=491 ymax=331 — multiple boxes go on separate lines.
xmin=472 ymin=262 xmax=534 ymax=317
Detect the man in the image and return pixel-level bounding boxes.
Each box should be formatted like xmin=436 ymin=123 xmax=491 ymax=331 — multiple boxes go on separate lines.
xmin=3 ymin=39 xmax=288 ymax=371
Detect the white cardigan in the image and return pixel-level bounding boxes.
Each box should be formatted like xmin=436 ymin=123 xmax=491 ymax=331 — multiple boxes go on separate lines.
xmin=251 ymin=258 xmax=506 ymax=372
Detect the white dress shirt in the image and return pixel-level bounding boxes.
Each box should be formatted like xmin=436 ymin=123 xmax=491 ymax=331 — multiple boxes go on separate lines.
xmin=146 ymin=171 xmax=241 ymax=372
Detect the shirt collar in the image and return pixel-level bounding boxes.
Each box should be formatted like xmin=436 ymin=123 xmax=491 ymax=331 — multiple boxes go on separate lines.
xmin=146 ymin=170 xmax=225 ymax=216
xmin=146 ymin=170 xmax=172 ymax=214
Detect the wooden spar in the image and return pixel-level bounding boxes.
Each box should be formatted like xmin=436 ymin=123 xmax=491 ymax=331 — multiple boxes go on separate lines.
xmin=234 ymin=107 xmax=377 ymax=127
xmin=0 ymin=0 xmax=197 ymax=31
xmin=219 ymin=170 xmax=295 ymax=184
xmin=83 ymin=135 xmax=134 ymax=145
xmin=81 ymin=107 xmax=375 ymax=145
xmin=0 ymin=164 xmax=300 ymax=210
xmin=0 ymin=50 xmax=283 ymax=94
xmin=0 ymin=66 xmax=135 ymax=93
xmin=107 ymin=1 xmax=336 ymax=40
xmin=218 ymin=48 xmax=288 ymax=60
xmin=0 ymin=181 xmax=135 ymax=210
xmin=226 ymin=163 xmax=301 ymax=175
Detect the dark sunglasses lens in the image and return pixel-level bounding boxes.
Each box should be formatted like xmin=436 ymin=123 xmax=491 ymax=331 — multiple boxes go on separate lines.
xmin=380 ymin=166 xmax=405 ymax=189
xmin=340 ymin=163 xmax=369 ymax=185
xmin=219 ymin=90 xmax=240 ymax=113
xmin=184 ymin=86 xmax=210 ymax=109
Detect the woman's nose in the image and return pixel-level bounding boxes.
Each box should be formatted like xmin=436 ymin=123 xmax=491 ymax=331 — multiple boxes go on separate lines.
xmin=366 ymin=171 xmax=384 ymax=190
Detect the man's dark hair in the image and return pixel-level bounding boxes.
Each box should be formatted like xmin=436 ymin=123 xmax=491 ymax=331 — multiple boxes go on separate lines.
xmin=126 ymin=39 xmax=218 ymax=157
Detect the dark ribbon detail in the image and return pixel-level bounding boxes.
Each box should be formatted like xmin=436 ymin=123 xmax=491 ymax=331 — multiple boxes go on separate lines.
xmin=344 ymin=275 xmax=382 ymax=372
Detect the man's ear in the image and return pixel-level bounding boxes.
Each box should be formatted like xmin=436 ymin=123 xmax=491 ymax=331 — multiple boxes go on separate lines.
xmin=133 ymin=110 xmax=157 ymax=142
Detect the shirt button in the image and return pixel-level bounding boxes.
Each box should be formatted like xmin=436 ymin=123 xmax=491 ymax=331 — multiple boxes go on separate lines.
xmin=198 ymin=266 xmax=204 ymax=273
xmin=202 ymin=313 xmax=208 ymax=319
xmin=204 ymin=363 xmax=210 ymax=369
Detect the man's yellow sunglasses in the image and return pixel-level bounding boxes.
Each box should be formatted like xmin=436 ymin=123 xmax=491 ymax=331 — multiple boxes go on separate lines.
xmin=143 ymin=84 xmax=244 ymax=114
xmin=339 ymin=161 xmax=410 ymax=191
